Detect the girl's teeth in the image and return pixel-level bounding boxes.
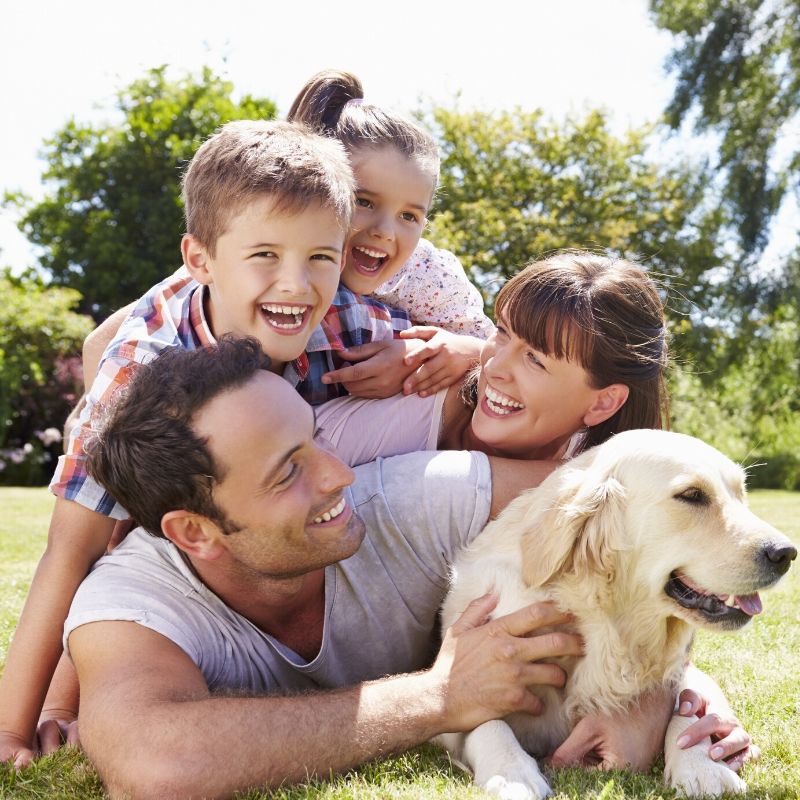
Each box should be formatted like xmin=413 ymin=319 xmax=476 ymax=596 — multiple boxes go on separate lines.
xmin=355 ymin=246 xmax=386 ymax=259
xmin=313 ymin=498 xmax=346 ymax=524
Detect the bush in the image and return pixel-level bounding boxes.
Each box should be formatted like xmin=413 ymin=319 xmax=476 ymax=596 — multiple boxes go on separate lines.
xmin=0 ymin=271 xmax=92 ymax=486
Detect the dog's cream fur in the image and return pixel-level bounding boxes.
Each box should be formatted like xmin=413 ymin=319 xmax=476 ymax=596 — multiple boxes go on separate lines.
xmin=439 ymin=429 xmax=794 ymax=799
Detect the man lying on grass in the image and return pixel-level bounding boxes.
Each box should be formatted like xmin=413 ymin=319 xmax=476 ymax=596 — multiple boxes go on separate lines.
xmin=65 ymin=336 xmax=744 ymax=798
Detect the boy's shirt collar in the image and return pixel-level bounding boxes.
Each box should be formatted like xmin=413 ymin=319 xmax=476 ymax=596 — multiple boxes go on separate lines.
xmin=193 ymin=284 xmax=310 ymax=384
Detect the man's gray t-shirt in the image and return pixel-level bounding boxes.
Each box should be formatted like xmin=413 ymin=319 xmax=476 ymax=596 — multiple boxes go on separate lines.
xmin=64 ymin=450 xmax=492 ymax=693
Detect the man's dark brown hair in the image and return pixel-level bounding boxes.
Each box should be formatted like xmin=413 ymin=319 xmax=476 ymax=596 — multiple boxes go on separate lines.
xmin=86 ymin=336 xmax=270 ymax=537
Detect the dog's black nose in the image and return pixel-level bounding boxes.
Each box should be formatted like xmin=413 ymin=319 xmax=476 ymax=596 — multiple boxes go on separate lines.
xmin=763 ymin=543 xmax=797 ymax=575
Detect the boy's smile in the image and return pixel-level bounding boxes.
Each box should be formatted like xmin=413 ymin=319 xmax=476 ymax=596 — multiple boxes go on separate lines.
xmin=183 ymin=195 xmax=346 ymax=372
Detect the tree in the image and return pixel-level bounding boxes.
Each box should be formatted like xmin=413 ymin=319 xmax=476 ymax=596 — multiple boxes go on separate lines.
xmin=650 ymin=0 xmax=800 ymax=255
xmin=425 ymin=106 xmax=734 ymax=368
xmin=0 ymin=270 xmax=93 ymax=484
xmin=8 ymin=67 xmax=277 ymax=319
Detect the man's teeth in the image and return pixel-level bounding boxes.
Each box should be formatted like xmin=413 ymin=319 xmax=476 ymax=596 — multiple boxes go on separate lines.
xmin=485 ymin=386 xmax=525 ymax=415
xmin=313 ymin=498 xmax=346 ymax=524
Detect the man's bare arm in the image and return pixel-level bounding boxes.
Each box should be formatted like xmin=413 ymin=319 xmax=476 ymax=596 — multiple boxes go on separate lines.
xmin=72 ymin=599 xmax=581 ymax=799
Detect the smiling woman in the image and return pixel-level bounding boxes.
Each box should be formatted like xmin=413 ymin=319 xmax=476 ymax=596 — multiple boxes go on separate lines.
xmin=316 ymin=251 xmax=670 ymax=466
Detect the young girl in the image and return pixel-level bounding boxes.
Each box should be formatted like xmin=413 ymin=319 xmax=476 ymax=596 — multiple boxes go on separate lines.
xmin=288 ymin=69 xmax=493 ymax=341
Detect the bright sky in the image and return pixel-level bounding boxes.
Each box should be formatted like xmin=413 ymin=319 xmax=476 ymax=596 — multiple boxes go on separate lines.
xmin=1 ymin=0 xmax=793 ymax=273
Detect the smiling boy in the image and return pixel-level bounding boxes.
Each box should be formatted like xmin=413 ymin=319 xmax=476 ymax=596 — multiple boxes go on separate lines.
xmin=0 ymin=120 xmax=406 ymax=767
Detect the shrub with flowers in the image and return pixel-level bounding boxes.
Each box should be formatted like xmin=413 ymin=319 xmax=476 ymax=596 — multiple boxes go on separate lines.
xmin=0 ymin=270 xmax=93 ymax=486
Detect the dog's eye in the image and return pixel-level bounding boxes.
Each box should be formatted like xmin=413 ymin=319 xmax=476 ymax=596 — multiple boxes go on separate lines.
xmin=675 ymin=487 xmax=709 ymax=505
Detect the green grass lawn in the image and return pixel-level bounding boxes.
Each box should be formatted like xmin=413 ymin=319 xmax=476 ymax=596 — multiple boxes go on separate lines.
xmin=1 ymin=487 xmax=798 ymax=799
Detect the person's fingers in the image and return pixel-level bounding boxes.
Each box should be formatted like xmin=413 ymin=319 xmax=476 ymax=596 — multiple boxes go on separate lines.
xmin=403 ymin=341 xmax=440 ymax=368
xmin=447 ymin=592 xmax=499 ymax=634
xmin=65 ymin=720 xmax=80 ymax=748
xmin=492 ymin=601 xmax=574 ymax=638
xmin=677 ymin=688 xmax=705 ymax=717
xmin=36 ymin=719 xmax=63 ymax=755
xmin=404 ymin=363 xmax=451 ymax=395
xmin=676 ymin=712 xmax=738 ymax=750
xmin=323 ymin=363 xmax=374 ymax=385
xmin=399 ymin=325 xmax=438 ymax=341
xmin=337 ymin=342 xmax=389 ymax=359
xmin=708 ymin=727 xmax=752 ymax=764
xmin=518 ymin=661 xmax=569 ymax=689
xmin=514 ymin=630 xmax=583 ymax=663
xmin=12 ymin=746 xmax=36 ymax=770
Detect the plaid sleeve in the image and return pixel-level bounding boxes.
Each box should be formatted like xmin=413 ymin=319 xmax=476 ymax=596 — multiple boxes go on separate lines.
xmin=50 ymin=268 xmax=201 ymax=518
xmin=296 ymin=286 xmax=411 ymax=405
xmin=50 ymin=356 xmax=141 ymax=518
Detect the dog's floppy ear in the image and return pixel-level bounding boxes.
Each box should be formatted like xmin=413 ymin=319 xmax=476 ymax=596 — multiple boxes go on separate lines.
xmin=522 ymin=463 xmax=626 ymax=587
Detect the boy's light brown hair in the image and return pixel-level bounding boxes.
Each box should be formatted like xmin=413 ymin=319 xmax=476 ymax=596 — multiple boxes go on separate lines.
xmin=182 ymin=119 xmax=355 ymax=255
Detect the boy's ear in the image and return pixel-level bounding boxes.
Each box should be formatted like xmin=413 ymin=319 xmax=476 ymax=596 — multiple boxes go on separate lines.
xmin=583 ymin=383 xmax=629 ymax=427
xmin=161 ymin=510 xmax=227 ymax=561
xmin=181 ymin=234 xmax=214 ymax=285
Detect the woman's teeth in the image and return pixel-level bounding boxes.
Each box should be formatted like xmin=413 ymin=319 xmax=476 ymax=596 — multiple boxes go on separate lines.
xmin=313 ymin=498 xmax=346 ymax=524
xmin=485 ymin=386 xmax=525 ymax=415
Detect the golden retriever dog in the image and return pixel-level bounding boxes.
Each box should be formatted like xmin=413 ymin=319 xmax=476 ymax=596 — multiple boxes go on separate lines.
xmin=439 ymin=429 xmax=795 ymax=799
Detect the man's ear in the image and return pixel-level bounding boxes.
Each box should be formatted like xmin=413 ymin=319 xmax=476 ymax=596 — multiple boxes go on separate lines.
xmin=181 ymin=234 xmax=214 ymax=286
xmin=583 ymin=383 xmax=629 ymax=428
xmin=161 ymin=510 xmax=226 ymax=561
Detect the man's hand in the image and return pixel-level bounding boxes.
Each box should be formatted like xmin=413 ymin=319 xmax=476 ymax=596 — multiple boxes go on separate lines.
xmin=549 ymin=686 xmax=674 ymax=771
xmin=675 ymin=689 xmax=757 ymax=772
xmin=400 ymin=326 xmax=483 ymax=397
xmin=432 ymin=595 xmax=582 ymax=733
xmin=321 ymin=340 xmax=416 ymax=398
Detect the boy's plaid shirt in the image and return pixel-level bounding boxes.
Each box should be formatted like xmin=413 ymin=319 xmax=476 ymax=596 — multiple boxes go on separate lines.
xmin=50 ymin=268 xmax=409 ymax=518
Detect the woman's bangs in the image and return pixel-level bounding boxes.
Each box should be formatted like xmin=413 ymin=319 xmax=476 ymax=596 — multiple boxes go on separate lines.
xmin=500 ymin=288 xmax=595 ymax=367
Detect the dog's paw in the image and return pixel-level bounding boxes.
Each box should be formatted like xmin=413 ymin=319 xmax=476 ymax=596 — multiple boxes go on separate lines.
xmin=478 ymin=762 xmax=552 ymax=800
xmin=666 ymin=755 xmax=747 ymax=798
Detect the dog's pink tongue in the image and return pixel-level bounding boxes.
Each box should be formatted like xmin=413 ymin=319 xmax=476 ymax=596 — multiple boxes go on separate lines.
xmin=735 ymin=592 xmax=762 ymax=616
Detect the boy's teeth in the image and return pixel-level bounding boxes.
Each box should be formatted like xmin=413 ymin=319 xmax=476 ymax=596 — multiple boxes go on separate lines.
xmin=313 ymin=498 xmax=346 ymax=524
xmin=262 ymin=304 xmax=305 ymax=315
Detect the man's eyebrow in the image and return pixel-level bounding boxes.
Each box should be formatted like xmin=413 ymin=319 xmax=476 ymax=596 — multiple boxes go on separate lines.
xmin=260 ymin=408 xmax=317 ymax=489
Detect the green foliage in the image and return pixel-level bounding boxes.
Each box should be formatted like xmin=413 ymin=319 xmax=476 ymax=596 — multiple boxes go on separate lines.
xmin=670 ymin=302 xmax=800 ymax=489
xmin=651 ymin=0 xmax=800 ymax=255
xmin=8 ymin=67 xmax=277 ymax=319
xmin=0 ymin=271 xmax=93 ymax=485
xmin=426 ymin=107 xmax=732 ymax=322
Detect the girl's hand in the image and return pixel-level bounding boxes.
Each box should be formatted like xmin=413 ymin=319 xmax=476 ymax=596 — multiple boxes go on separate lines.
xmin=675 ymin=689 xmax=758 ymax=772
xmin=400 ymin=326 xmax=483 ymax=397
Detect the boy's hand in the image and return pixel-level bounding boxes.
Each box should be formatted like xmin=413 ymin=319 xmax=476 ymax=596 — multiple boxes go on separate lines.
xmin=400 ymin=326 xmax=484 ymax=397
xmin=321 ymin=339 xmax=416 ymax=398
